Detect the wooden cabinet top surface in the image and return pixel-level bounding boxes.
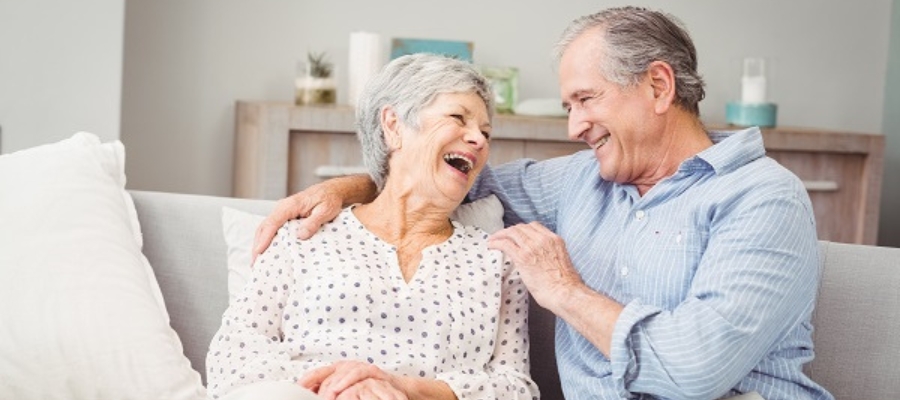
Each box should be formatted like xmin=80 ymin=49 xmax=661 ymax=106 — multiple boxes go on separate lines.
xmin=237 ymin=101 xmax=884 ymax=153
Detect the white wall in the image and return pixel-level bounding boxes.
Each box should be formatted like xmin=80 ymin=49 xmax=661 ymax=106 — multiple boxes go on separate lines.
xmin=121 ymin=0 xmax=892 ymax=198
xmin=0 ymin=0 xmax=124 ymax=153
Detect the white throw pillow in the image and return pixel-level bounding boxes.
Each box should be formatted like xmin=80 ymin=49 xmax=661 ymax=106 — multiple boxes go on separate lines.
xmin=0 ymin=132 xmax=205 ymax=399
xmin=222 ymin=207 xmax=265 ymax=305
xmin=222 ymin=195 xmax=505 ymax=303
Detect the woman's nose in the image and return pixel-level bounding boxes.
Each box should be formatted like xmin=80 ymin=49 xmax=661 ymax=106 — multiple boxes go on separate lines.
xmin=465 ymin=126 xmax=487 ymax=150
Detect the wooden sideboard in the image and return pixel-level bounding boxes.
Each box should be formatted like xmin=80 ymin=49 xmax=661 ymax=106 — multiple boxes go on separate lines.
xmin=233 ymin=101 xmax=885 ymax=245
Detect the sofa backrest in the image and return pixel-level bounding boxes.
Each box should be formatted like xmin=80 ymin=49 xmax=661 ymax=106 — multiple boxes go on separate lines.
xmin=131 ymin=190 xmax=900 ymax=400
xmin=805 ymin=240 xmax=900 ymax=399
xmin=131 ymin=190 xmax=275 ymax=386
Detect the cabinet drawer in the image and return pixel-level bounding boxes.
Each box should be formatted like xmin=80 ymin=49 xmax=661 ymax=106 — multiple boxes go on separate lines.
xmin=768 ymin=150 xmax=865 ymax=243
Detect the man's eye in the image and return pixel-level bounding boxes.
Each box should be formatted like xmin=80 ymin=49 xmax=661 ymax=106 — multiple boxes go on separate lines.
xmin=579 ymin=96 xmax=592 ymax=104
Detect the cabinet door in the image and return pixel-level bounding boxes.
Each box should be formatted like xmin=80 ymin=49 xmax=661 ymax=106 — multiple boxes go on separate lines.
xmin=288 ymin=131 xmax=364 ymax=193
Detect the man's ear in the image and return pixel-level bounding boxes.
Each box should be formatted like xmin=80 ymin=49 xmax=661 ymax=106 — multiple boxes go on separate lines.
xmin=647 ymin=61 xmax=676 ymax=114
xmin=380 ymin=106 xmax=402 ymax=150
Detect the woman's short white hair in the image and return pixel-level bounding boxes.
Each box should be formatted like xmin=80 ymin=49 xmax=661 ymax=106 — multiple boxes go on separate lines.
xmin=355 ymin=53 xmax=494 ymax=191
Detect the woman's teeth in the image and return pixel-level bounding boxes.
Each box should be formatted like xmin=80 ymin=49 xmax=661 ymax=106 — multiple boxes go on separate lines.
xmin=443 ymin=154 xmax=473 ymax=173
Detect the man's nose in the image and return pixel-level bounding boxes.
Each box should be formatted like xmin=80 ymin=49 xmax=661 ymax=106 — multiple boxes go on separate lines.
xmin=567 ymin=108 xmax=590 ymax=141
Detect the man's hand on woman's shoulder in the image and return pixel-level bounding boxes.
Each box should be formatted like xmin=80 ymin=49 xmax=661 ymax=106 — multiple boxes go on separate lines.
xmin=251 ymin=185 xmax=343 ymax=264
xmin=251 ymin=174 xmax=378 ymax=265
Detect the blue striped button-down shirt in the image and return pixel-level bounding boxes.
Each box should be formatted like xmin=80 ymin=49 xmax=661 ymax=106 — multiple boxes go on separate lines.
xmin=470 ymin=127 xmax=833 ymax=399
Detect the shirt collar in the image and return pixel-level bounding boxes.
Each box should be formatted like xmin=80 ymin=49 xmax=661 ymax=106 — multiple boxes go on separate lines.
xmin=681 ymin=126 xmax=766 ymax=175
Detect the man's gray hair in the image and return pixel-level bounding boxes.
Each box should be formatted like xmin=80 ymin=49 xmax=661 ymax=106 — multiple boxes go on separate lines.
xmin=356 ymin=53 xmax=493 ymax=191
xmin=554 ymin=6 xmax=706 ymax=115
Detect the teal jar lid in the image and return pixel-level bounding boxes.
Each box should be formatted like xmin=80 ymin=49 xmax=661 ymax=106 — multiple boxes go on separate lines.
xmin=725 ymin=102 xmax=777 ymax=128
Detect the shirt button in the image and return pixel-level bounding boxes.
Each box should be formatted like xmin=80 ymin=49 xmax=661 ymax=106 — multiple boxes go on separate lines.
xmin=621 ymin=267 xmax=629 ymax=277
xmin=635 ymin=210 xmax=646 ymax=220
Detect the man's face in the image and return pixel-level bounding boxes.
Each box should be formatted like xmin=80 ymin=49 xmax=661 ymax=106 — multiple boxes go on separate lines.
xmin=559 ymin=29 xmax=664 ymax=185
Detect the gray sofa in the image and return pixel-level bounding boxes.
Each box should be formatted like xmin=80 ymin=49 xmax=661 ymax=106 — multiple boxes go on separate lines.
xmin=132 ymin=190 xmax=900 ymax=400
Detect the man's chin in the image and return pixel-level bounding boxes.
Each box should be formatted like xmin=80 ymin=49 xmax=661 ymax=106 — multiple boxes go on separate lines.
xmin=596 ymin=166 xmax=623 ymax=183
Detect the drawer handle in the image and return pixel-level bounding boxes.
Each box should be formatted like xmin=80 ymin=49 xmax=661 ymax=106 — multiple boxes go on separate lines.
xmin=315 ymin=165 xmax=369 ymax=178
xmin=802 ymin=180 xmax=839 ymax=192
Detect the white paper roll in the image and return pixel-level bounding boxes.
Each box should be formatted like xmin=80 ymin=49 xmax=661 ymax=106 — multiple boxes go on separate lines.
xmin=348 ymin=31 xmax=384 ymax=107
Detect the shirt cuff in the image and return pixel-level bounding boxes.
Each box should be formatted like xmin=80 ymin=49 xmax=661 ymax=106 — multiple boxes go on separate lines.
xmin=609 ymin=298 xmax=661 ymax=399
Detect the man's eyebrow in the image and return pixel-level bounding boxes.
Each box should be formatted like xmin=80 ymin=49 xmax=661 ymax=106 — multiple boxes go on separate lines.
xmin=568 ymin=89 xmax=593 ymax=99
xmin=562 ymin=90 xmax=591 ymax=108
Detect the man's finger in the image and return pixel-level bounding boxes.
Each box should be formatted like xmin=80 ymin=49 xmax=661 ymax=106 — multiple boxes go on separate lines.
xmin=252 ymin=196 xmax=311 ymax=258
xmin=296 ymin=203 xmax=333 ymax=240
xmin=487 ymin=233 xmax=517 ymax=253
xmin=250 ymin=222 xmax=276 ymax=265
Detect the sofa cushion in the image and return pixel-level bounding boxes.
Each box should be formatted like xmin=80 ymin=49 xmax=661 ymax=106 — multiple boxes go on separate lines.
xmin=131 ymin=190 xmax=275 ymax=385
xmin=222 ymin=207 xmax=265 ymax=305
xmin=0 ymin=133 xmax=205 ymax=399
xmin=806 ymin=240 xmax=900 ymax=399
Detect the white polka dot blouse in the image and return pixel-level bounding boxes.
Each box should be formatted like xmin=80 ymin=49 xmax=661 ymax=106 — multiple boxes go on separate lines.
xmin=207 ymin=207 xmax=539 ymax=399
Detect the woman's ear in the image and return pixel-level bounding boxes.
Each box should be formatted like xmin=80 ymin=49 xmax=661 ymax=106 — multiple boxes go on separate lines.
xmin=380 ymin=106 xmax=402 ymax=150
xmin=647 ymin=61 xmax=676 ymax=114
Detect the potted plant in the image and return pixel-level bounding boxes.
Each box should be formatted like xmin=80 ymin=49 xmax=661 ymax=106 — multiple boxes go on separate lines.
xmin=295 ymin=51 xmax=336 ymax=105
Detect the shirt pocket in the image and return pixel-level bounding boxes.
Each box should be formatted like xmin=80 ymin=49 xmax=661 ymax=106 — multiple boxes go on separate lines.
xmin=625 ymin=224 xmax=708 ymax=307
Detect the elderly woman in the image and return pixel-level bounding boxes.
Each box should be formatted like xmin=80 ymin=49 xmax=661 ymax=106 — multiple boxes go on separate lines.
xmin=207 ymin=53 xmax=539 ymax=400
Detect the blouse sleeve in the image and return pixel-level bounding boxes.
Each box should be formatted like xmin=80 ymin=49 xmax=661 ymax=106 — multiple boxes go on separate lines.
xmin=205 ymin=223 xmax=305 ymax=399
xmin=436 ymin=254 xmax=540 ymax=400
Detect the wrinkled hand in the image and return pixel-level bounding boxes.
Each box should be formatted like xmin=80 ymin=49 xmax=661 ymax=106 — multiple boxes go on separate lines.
xmin=251 ymin=186 xmax=343 ymax=265
xmin=332 ymin=378 xmax=408 ymax=400
xmin=487 ymin=222 xmax=585 ymax=309
xmin=298 ymin=360 xmax=404 ymax=400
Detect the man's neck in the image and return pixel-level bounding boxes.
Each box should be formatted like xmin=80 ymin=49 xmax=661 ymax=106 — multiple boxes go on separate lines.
xmin=634 ymin=113 xmax=711 ymax=196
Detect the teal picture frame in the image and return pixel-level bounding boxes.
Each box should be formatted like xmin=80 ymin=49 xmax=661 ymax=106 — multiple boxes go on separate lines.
xmin=390 ymin=38 xmax=473 ymax=62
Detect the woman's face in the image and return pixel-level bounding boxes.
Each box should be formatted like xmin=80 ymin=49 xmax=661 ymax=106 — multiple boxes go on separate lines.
xmin=391 ymin=91 xmax=491 ymax=203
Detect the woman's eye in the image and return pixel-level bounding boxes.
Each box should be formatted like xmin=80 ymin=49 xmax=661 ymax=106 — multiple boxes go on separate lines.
xmin=579 ymin=96 xmax=592 ymax=104
xmin=451 ymin=114 xmax=465 ymax=124
xmin=482 ymin=130 xmax=492 ymax=140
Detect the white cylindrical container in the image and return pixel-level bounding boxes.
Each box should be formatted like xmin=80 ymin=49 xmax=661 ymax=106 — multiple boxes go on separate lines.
xmin=741 ymin=58 xmax=767 ymax=104
xmin=348 ymin=31 xmax=384 ymax=108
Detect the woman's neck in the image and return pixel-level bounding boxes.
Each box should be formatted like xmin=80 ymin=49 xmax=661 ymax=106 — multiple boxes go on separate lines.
xmin=353 ymin=185 xmax=456 ymax=246
xmin=353 ymin=184 xmax=457 ymax=282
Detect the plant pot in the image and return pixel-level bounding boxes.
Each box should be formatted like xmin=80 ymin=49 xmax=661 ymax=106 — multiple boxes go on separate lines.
xmin=295 ymin=75 xmax=336 ymax=105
